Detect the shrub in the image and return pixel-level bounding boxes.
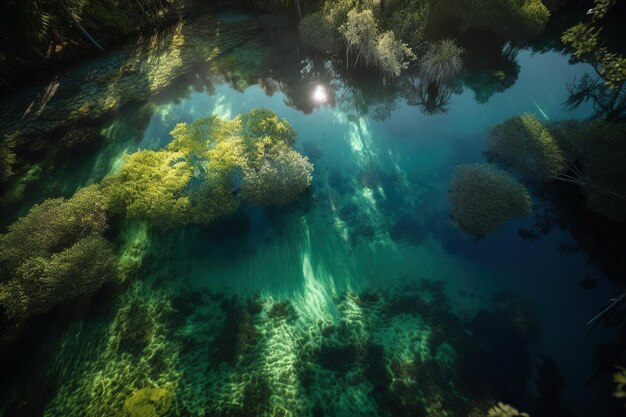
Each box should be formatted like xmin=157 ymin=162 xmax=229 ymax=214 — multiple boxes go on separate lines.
xmin=486 ymin=113 xmax=566 ymax=181
xmin=340 ymin=8 xmax=380 ymax=68
xmin=449 ymin=163 xmax=532 ymax=237
xmin=376 ymin=30 xmax=416 ymax=78
xmin=420 ymin=39 xmax=463 ymax=87
xmin=299 ymin=12 xmax=338 ymax=52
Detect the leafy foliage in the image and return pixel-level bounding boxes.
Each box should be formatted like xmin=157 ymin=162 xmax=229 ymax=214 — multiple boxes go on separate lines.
xmin=0 ymin=185 xmax=116 ymax=328
xmin=299 ymin=12 xmax=338 ymax=52
xmin=486 ymin=402 xmax=530 ymax=417
xmin=376 ymin=31 xmax=416 ymax=78
xmin=0 ymin=185 xmax=109 ymax=274
xmin=339 ymin=7 xmax=415 ymax=77
xmin=449 ymin=163 xmax=532 ymax=237
xmin=487 ymin=113 xmax=566 ymax=181
xmin=561 ymin=0 xmax=625 ymax=120
xmin=340 ymin=9 xmax=381 ymax=69
xmin=242 ymin=146 xmax=313 ymax=206
xmin=103 ymin=109 xmax=313 ymax=228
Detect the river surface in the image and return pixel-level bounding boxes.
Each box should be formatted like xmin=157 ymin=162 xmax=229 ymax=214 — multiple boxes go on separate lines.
xmin=0 ymin=9 xmax=622 ymax=417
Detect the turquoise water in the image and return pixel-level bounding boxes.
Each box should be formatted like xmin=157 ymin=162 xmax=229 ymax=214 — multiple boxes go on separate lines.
xmin=0 ymin=10 xmax=623 ymax=417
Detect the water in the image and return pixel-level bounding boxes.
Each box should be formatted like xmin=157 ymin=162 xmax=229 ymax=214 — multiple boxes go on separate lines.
xmin=0 ymin=10 xmax=623 ymax=417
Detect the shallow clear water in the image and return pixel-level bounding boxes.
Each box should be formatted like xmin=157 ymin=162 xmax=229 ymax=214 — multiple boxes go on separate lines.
xmin=0 ymin=10 xmax=623 ymax=417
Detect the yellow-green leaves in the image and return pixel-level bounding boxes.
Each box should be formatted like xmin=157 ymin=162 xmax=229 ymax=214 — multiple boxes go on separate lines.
xmin=103 ymin=150 xmax=194 ymax=228
xmin=487 ymin=113 xmax=566 ymax=181
xmin=102 ymin=109 xmax=312 ymax=228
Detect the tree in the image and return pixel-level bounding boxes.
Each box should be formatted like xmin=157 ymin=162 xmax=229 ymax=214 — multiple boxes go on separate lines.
xmin=561 ymin=0 xmax=626 ymax=120
xmin=449 ymin=163 xmax=532 ymax=237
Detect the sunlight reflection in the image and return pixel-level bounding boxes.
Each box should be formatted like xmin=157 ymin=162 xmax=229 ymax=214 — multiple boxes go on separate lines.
xmin=311 ymin=84 xmax=328 ymax=104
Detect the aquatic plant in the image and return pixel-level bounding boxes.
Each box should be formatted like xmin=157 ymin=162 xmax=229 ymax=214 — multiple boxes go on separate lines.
xmin=120 ymin=386 xmax=173 ymax=417
xmin=490 ymin=115 xmax=626 ymax=221
xmin=486 ymin=402 xmax=530 ymax=417
xmin=449 ymin=163 xmax=532 ymax=237
xmin=299 ymin=11 xmax=338 ymax=52
xmin=487 ymin=113 xmax=566 ymax=181
xmin=103 ymin=109 xmax=313 ymax=228
xmin=0 ymin=140 xmax=15 ymax=183
xmin=0 ymin=184 xmax=109 ymax=274
xmin=241 ymin=146 xmax=313 ymax=206
xmin=0 ymin=185 xmax=116 ymax=332
xmin=419 ymin=39 xmax=464 ymax=88
xmin=1 ymin=235 xmax=116 ymax=321
xmin=615 ymin=366 xmax=626 ymax=406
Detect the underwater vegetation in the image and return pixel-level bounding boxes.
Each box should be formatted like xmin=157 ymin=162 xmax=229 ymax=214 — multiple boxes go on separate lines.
xmin=449 ymin=163 xmax=532 ymax=238
xmin=450 ymin=113 xmax=626 ymax=237
xmin=0 ymin=107 xmax=313 ymax=344
xmin=103 ymin=108 xmax=313 ymax=228
xmin=0 ymin=185 xmax=117 ymax=342
xmin=15 ymin=278 xmax=544 ymax=417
